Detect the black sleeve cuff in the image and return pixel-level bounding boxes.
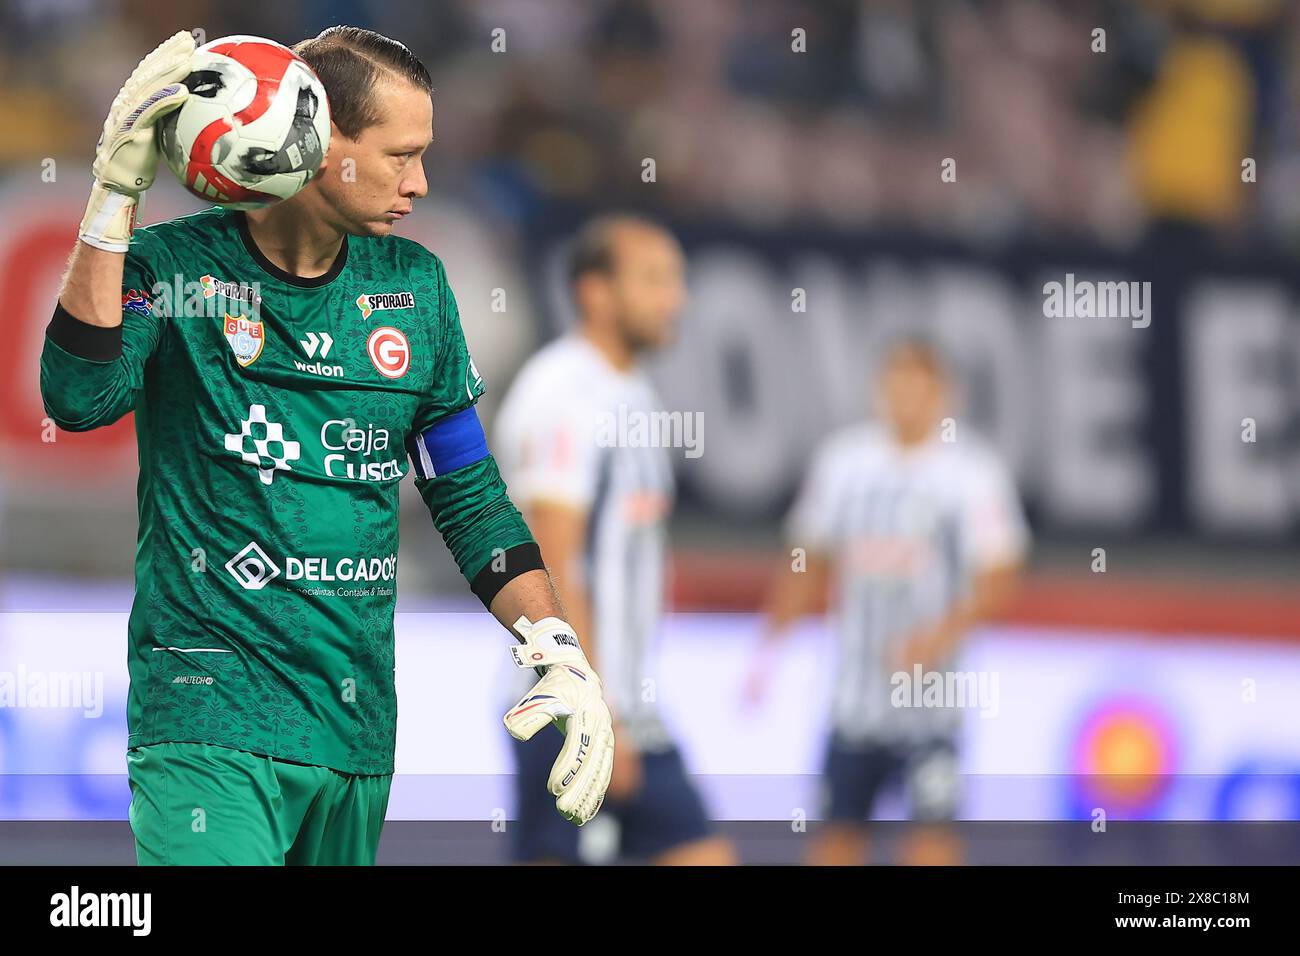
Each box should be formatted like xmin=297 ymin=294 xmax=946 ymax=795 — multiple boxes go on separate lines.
xmin=470 ymin=542 xmax=546 ymax=608
xmin=47 ymin=301 xmax=123 ymax=362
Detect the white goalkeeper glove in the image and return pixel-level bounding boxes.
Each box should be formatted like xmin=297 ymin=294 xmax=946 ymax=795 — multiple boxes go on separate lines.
xmin=503 ymin=616 xmax=615 ymax=826
xmin=80 ymin=30 xmax=195 ymax=253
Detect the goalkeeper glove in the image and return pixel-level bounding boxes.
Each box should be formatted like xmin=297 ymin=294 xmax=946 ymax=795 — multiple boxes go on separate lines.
xmin=80 ymin=30 xmax=194 ymax=253
xmin=503 ymin=616 xmax=615 ymax=825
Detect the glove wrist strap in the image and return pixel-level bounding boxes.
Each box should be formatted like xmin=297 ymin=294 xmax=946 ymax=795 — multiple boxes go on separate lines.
xmin=79 ymin=183 xmax=139 ymax=253
xmin=509 ymin=615 xmax=589 ymax=670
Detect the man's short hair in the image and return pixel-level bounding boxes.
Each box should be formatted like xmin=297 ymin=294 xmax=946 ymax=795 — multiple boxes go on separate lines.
xmin=568 ymin=213 xmax=669 ymax=287
xmin=294 ymin=26 xmax=433 ymax=139
xmin=879 ymin=333 xmax=951 ymax=377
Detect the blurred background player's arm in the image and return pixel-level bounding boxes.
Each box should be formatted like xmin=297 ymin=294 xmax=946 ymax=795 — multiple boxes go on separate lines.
xmin=896 ymin=449 xmax=1030 ymax=670
xmin=892 ymin=561 xmax=1022 ymax=670
xmin=743 ymin=439 xmax=841 ymax=706
xmin=763 ymin=549 xmax=831 ymax=635
xmin=524 ymin=500 xmax=593 ymax=649
xmin=742 ymin=552 xmax=830 ymax=707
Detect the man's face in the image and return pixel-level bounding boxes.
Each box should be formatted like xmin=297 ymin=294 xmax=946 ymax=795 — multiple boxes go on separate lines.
xmin=315 ymin=76 xmax=432 ymax=237
xmin=880 ymin=347 xmax=949 ymax=440
xmin=606 ymin=227 xmax=686 ymax=353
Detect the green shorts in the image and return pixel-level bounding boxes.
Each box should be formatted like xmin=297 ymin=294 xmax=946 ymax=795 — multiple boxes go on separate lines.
xmin=127 ymin=742 xmax=392 ymax=866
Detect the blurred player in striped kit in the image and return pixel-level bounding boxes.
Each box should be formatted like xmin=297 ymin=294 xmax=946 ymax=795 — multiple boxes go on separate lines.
xmin=749 ymin=337 xmax=1028 ymax=865
xmin=495 ymin=215 xmax=736 ymax=865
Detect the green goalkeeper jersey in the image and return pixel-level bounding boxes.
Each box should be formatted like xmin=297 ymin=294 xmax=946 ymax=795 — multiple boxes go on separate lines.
xmin=40 ymin=207 xmax=534 ymax=775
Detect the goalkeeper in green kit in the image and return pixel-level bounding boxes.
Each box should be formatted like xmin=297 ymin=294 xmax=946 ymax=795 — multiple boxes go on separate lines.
xmin=39 ymin=28 xmax=614 ymax=865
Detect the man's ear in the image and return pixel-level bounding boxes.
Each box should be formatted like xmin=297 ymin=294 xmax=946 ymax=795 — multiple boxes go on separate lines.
xmin=316 ymin=121 xmax=349 ymax=176
xmin=576 ymin=273 xmax=616 ymax=323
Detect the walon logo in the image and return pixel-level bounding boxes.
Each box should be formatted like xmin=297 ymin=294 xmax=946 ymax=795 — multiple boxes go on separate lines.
xmin=297 ymin=331 xmax=344 ymax=378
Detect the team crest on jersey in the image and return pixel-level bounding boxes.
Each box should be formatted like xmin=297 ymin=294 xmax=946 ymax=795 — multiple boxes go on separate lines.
xmin=121 ymin=288 xmax=152 ymax=317
xmin=367 ymin=326 xmax=410 ymax=379
xmin=356 ymin=290 xmax=415 ymax=319
xmin=224 ymin=314 xmax=265 ymax=367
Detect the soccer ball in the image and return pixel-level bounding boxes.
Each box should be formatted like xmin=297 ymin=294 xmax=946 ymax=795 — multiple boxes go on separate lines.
xmin=157 ymin=35 xmax=330 ymax=209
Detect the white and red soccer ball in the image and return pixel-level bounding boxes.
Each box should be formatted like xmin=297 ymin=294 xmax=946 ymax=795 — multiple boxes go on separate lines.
xmin=158 ymin=35 xmax=331 ymax=209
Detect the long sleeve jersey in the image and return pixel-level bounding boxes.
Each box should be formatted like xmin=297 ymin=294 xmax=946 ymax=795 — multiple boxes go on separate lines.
xmin=40 ymin=207 xmax=535 ymax=775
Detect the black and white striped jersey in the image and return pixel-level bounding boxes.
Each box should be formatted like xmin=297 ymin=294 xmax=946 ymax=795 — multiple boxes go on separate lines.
xmin=786 ymin=423 xmax=1029 ymax=744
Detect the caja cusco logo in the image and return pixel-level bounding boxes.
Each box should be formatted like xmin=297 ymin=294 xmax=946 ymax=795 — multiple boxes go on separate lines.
xmin=367 ymin=326 xmax=410 ymax=379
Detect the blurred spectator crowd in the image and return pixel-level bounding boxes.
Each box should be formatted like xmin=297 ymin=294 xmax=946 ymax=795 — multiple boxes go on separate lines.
xmin=1 ymin=0 xmax=1298 ymax=250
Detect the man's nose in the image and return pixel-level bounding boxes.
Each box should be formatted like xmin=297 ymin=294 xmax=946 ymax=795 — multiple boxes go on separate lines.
xmin=402 ymin=160 xmax=428 ymax=200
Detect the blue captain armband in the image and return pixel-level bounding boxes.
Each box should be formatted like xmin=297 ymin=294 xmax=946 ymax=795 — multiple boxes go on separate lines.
xmin=407 ymin=405 xmax=490 ymax=480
